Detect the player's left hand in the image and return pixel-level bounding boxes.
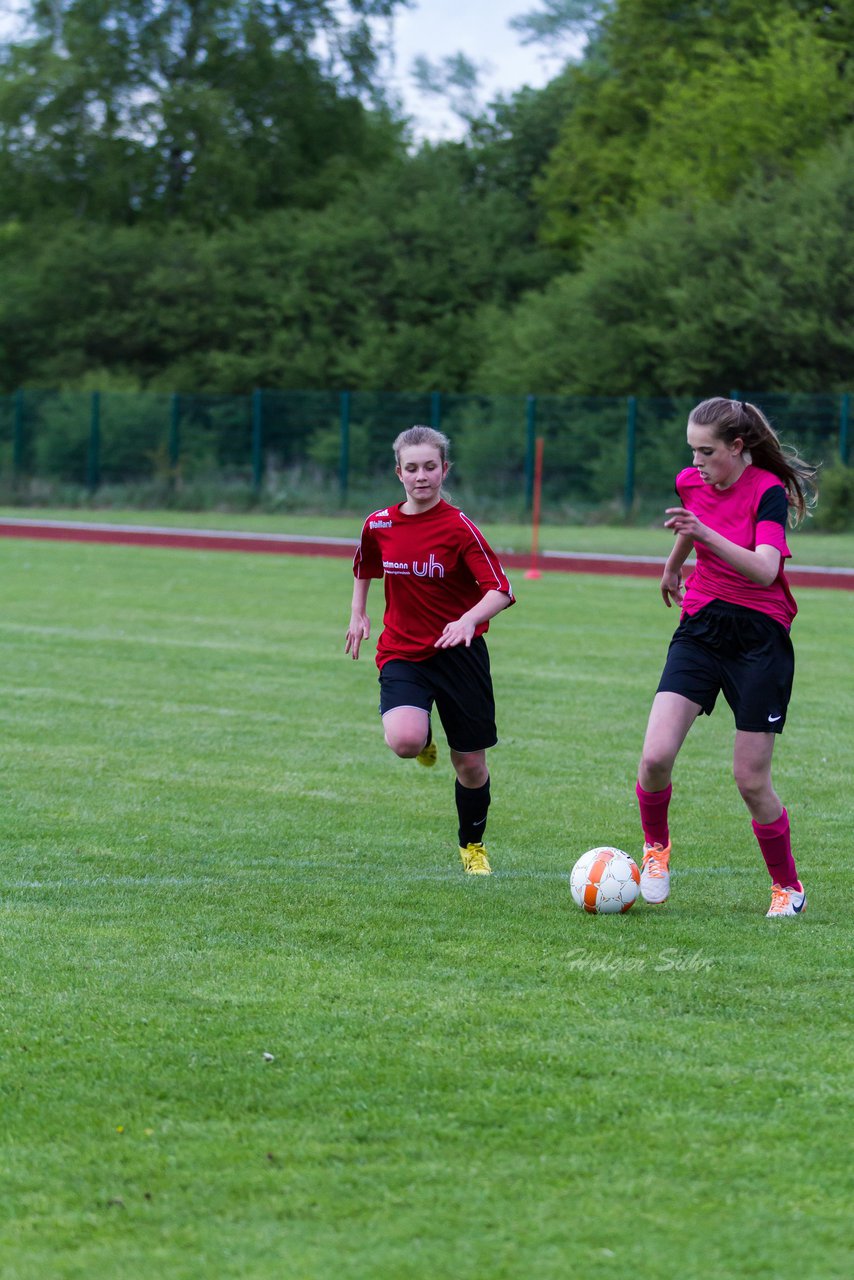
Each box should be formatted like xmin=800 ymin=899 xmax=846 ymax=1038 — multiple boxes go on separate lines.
xmin=434 ymin=618 xmax=475 ymax=648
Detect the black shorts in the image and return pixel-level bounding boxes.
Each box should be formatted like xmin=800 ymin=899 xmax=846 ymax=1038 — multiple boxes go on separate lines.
xmin=379 ymin=636 xmax=497 ymax=753
xmin=657 ymin=601 xmax=794 ymax=733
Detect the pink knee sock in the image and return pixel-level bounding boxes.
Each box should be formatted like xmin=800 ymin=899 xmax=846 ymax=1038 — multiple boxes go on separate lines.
xmin=636 ymin=781 xmax=672 ymax=848
xmin=752 ymin=808 xmax=800 ymax=888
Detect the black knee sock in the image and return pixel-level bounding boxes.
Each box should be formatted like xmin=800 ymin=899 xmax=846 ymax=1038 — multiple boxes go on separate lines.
xmin=456 ymin=777 xmax=491 ymax=846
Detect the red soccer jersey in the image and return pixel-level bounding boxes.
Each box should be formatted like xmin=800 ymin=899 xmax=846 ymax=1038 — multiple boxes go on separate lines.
xmin=353 ymin=499 xmax=515 ymax=667
xmin=677 ymin=464 xmax=797 ymax=629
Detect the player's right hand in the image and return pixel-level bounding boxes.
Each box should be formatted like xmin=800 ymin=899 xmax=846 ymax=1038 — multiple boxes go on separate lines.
xmin=660 ymin=571 xmax=684 ymax=608
xmin=345 ymin=615 xmax=370 ymax=659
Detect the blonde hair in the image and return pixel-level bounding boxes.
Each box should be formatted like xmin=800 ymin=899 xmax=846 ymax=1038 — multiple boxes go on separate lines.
xmin=392 ymin=424 xmax=450 ymax=466
xmin=689 ymin=397 xmax=819 ymax=525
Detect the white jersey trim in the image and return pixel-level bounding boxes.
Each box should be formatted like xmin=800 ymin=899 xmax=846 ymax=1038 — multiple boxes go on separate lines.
xmin=459 ymin=511 xmax=514 ymax=599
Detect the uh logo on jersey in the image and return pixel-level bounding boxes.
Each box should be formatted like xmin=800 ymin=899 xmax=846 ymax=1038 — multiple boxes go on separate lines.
xmin=414 ymin=553 xmax=445 ymax=578
xmin=382 ymin=552 xmax=445 ymax=578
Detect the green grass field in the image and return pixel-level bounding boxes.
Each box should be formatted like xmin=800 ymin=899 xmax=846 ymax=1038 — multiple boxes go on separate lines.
xmin=1 ymin=538 xmax=852 ymax=1278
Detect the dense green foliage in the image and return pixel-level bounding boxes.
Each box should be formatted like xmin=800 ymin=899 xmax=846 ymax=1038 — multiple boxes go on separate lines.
xmin=477 ymin=138 xmax=854 ymax=395
xmin=535 ymin=2 xmax=854 ymax=250
xmin=1 ymin=1 xmax=852 ymax=396
xmin=0 ymin=0 xmax=405 ymax=223
xmin=1 ymin=539 xmax=852 ymax=1275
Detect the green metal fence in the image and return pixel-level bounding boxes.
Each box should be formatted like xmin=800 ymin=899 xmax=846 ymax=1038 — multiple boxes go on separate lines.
xmin=0 ymin=388 xmax=849 ymax=512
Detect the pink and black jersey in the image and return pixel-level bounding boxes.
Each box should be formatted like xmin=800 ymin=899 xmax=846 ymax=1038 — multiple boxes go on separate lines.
xmin=353 ymin=499 xmax=515 ymax=667
xmin=677 ymin=464 xmax=797 ymax=630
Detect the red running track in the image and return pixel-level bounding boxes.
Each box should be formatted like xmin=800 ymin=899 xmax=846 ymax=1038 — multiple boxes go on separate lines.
xmin=1 ymin=516 xmax=852 ymax=590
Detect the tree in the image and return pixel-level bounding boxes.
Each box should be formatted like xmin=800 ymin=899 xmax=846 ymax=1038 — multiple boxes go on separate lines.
xmin=532 ymin=1 xmax=853 ymax=253
xmin=410 ymin=52 xmax=489 ymax=127
xmin=465 ymin=71 xmax=580 ymax=208
xmin=0 ymin=137 xmax=560 ymax=393
xmin=631 ymin=13 xmax=850 ymax=208
xmin=474 ymin=132 xmax=854 ymax=396
xmin=509 ymin=1 xmax=610 ymax=47
xmin=0 ymin=0 xmax=407 ymax=224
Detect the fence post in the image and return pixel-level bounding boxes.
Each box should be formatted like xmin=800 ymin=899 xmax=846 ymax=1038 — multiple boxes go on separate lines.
xmin=624 ymin=395 xmax=637 ymax=514
xmin=251 ymin=388 xmax=264 ymax=494
xmin=839 ymin=392 xmax=851 ymax=466
xmin=87 ymin=390 xmax=101 ymax=492
xmin=524 ymin=394 xmax=537 ymax=510
xmin=339 ymin=390 xmax=350 ymax=502
xmin=12 ymin=388 xmax=24 ymax=481
xmin=430 ymin=390 xmax=441 ymax=432
xmin=169 ymin=392 xmax=181 ymax=476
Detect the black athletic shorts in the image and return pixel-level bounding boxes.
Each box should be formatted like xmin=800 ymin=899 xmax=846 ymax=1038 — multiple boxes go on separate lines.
xmin=657 ymin=601 xmax=795 ymax=733
xmin=378 ymin=636 xmax=497 ymax=753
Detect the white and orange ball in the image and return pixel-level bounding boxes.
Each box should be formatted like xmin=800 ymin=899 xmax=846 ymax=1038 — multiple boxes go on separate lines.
xmin=570 ymin=847 xmax=641 ymax=914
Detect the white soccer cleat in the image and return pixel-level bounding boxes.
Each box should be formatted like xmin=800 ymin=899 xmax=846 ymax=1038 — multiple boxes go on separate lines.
xmin=766 ymin=883 xmax=807 ymax=917
xmin=640 ymin=841 xmax=671 ymax=904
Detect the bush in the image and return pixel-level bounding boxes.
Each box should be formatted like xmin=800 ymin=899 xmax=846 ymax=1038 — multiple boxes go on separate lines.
xmin=813 ymin=463 xmax=854 ymax=532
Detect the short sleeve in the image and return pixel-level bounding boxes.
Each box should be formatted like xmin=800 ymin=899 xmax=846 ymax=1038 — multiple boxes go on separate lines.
xmin=458 ymin=514 xmax=514 ymax=600
xmin=755 ymin=485 xmax=790 ymax=557
xmin=674 ymin=467 xmax=694 ymax=505
xmin=353 ymin=520 xmax=384 ymax=579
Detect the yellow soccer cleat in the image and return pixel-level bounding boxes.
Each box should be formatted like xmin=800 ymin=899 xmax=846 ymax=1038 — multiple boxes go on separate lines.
xmin=416 ymin=739 xmax=438 ymax=768
xmin=459 ymin=842 xmax=491 ymax=875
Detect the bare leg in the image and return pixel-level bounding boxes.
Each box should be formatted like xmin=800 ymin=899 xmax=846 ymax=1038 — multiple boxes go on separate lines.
xmin=638 ymin=692 xmax=702 ymax=791
xmin=449 ymin=747 xmax=488 ymax=789
xmin=382 ymin=706 xmax=430 ymax=758
xmin=732 ymin=731 xmax=781 ymax=824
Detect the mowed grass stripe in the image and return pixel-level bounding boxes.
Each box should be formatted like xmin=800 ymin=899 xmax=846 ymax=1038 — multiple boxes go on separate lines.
xmin=0 ymin=539 xmax=851 ymax=1279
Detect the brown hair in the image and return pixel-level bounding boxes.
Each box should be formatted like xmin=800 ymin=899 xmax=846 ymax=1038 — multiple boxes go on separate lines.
xmin=689 ymin=397 xmax=819 ymax=525
xmin=392 ymin=425 xmax=451 ymax=467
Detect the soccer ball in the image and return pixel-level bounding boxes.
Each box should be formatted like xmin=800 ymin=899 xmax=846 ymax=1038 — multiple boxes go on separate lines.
xmin=570 ymin=847 xmax=641 ymax=914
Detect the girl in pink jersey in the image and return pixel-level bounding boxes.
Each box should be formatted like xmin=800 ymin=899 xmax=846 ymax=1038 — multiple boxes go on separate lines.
xmin=635 ymin=398 xmax=818 ymax=917
xmin=345 ymin=426 xmax=515 ymax=875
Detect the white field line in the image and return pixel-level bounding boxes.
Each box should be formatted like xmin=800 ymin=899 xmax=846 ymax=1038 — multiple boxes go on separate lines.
xmin=3 ymin=866 xmax=755 ymax=890
xmin=543 ymin=549 xmax=669 ymax=564
xmin=542 ymin=549 xmax=854 ymax=575
xmin=0 ymin=515 xmax=358 ymax=546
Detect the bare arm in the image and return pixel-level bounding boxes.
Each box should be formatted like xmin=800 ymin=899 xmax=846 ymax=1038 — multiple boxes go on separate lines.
xmin=345 ymin=577 xmax=372 ymax=660
xmin=434 ymin=589 xmax=513 ymax=649
xmin=660 ymin=531 xmax=694 ymax=608
xmin=665 ymin=507 xmax=782 ymax=587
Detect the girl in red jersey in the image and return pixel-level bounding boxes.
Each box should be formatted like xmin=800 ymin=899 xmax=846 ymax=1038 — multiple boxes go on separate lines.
xmin=345 ymin=425 xmax=514 ymax=875
xmin=636 ymin=398 xmax=819 ymax=917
